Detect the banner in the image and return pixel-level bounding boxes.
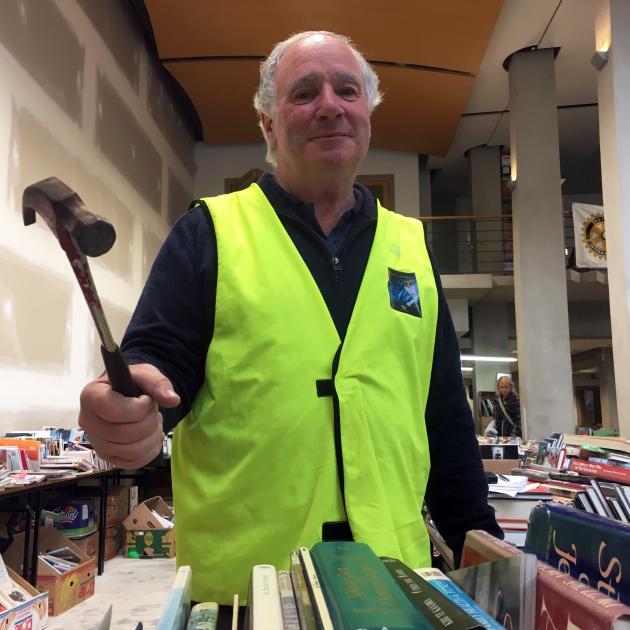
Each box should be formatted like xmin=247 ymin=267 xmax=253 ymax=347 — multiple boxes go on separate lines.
xmin=572 ymin=203 xmax=606 ymax=268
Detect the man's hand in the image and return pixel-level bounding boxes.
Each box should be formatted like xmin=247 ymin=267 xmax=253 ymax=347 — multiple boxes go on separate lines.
xmin=79 ymin=363 xmax=181 ymax=469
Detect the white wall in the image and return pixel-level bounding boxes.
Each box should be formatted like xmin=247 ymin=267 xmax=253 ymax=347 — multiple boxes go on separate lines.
xmin=0 ymin=1 xmax=195 ymax=429
xmin=194 ymin=143 xmax=420 ymax=215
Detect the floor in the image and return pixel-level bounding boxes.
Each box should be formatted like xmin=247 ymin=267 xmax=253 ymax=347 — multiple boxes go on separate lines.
xmin=46 ymin=555 xmax=177 ymax=629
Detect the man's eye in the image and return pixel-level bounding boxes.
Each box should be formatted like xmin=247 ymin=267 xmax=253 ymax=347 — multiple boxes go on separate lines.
xmin=338 ymin=86 xmax=359 ymax=98
xmin=294 ymin=90 xmax=315 ymax=101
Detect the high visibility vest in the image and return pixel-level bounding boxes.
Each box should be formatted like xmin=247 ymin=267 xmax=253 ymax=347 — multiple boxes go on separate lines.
xmin=172 ymin=183 xmax=438 ymax=604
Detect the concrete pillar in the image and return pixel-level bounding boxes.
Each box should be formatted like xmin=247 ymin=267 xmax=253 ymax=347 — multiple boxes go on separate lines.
xmin=506 ymin=48 xmax=574 ymax=439
xmin=595 ymin=0 xmax=630 ymax=437
xmin=468 ymin=145 xmax=503 ymax=273
xmin=418 ymin=154 xmax=432 ymax=217
xmin=471 ymin=302 xmax=512 ymax=429
xmin=599 ymin=348 xmax=619 ymax=429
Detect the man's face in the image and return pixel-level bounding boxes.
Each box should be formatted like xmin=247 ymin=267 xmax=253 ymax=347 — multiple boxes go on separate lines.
xmin=262 ymin=36 xmax=371 ymax=177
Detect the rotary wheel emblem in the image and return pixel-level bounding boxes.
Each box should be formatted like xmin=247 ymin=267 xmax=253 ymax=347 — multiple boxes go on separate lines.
xmin=581 ymin=213 xmax=606 ymax=259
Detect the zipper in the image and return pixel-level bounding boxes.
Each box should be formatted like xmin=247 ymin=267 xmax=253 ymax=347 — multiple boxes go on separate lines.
xmin=332 ymin=256 xmax=342 ymax=284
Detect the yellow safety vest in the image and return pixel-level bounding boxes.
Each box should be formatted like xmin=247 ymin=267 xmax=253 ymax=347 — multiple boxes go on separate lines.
xmin=172 ymin=183 xmax=438 ymax=603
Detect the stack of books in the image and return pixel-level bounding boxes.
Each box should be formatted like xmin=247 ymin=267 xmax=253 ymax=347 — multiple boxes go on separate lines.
xmin=38 ymin=546 xmax=83 ymax=575
xmin=245 ymin=541 xmax=535 ymax=630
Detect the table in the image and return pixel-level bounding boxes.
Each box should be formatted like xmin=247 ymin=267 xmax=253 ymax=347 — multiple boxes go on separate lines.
xmin=0 ymin=468 xmax=114 ymax=585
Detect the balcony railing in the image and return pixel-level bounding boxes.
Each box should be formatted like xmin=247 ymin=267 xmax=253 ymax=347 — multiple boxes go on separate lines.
xmin=422 ymin=213 xmax=577 ymax=275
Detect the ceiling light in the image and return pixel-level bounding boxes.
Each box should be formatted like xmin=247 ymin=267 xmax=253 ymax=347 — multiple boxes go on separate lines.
xmin=460 ymin=355 xmax=518 ymax=363
xmin=461 ymin=367 xmax=474 ymax=372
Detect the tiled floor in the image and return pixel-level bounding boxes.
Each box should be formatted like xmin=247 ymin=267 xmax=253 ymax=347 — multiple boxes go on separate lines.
xmin=46 ymin=555 xmax=177 ymax=629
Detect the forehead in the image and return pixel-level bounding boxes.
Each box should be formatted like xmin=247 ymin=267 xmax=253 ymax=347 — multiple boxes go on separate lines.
xmin=276 ymin=37 xmax=362 ymax=88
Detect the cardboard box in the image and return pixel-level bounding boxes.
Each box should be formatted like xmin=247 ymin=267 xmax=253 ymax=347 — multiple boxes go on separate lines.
xmin=128 ymin=486 xmax=139 ymax=514
xmin=3 ymin=527 xmax=96 ymax=616
xmin=69 ymin=530 xmax=98 ymax=558
xmin=123 ymin=497 xmax=175 ymax=559
xmin=482 ymin=458 xmax=516 ymax=475
xmin=104 ymin=526 xmax=120 ymax=561
xmin=0 ymin=567 xmax=48 ymax=630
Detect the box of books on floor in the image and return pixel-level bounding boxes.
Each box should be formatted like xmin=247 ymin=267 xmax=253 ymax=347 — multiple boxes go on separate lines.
xmin=3 ymin=526 xmax=96 ymax=616
xmin=0 ymin=555 xmax=47 ymax=629
xmin=122 ymin=496 xmax=175 ymax=558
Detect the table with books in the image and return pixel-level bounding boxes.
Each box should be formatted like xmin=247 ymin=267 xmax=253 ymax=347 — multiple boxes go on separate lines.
xmin=0 ymin=467 xmax=114 ymax=586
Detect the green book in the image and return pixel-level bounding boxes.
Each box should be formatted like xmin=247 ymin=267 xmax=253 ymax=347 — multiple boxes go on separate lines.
xmin=310 ymin=541 xmax=433 ymax=630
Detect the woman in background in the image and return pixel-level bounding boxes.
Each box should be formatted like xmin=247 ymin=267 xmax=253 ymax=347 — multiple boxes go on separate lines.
xmin=494 ymin=375 xmax=522 ymax=437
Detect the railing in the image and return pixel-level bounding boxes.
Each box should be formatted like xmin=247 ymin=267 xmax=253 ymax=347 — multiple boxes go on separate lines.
xmin=422 ymin=213 xmax=577 ymax=275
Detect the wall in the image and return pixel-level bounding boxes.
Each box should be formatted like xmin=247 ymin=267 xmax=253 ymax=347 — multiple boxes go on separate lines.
xmin=0 ymin=1 xmax=195 ymax=429
xmin=194 ymin=143 xmax=420 ymax=215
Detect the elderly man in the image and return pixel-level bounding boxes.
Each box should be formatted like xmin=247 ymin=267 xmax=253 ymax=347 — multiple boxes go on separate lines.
xmin=79 ymin=31 xmax=500 ymax=606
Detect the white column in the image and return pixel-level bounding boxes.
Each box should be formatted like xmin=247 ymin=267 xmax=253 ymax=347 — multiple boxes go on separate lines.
xmin=506 ymin=48 xmax=574 ymax=439
xmin=468 ymin=145 xmax=503 ymax=273
xmin=595 ymin=0 xmax=630 ymax=437
xmin=599 ymin=347 xmax=619 ymax=429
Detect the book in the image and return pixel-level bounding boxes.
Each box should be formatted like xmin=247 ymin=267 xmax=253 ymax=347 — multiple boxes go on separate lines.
xmin=186 ymin=602 xmax=218 ymax=630
xmin=413 ymin=568 xmax=504 ymax=629
xmin=289 ymin=551 xmax=316 ymax=630
xmin=248 ymin=565 xmax=283 ymax=630
xmin=564 ymin=435 xmax=630 ymax=456
xmin=157 ymin=565 xmax=192 ymax=630
xmin=464 ymin=529 xmax=630 ymax=629
xmin=448 ymin=553 xmax=537 ymax=630
xmin=570 ymin=459 xmax=630 ymax=484
xmin=277 ymin=571 xmax=300 ymax=630
xmin=380 ymin=557 xmax=484 ymax=629
xmin=298 ymin=547 xmax=334 ymax=630
xmin=309 ymin=541 xmax=432 ymax=630
xmin=525 ymin=502 xmax=630 ymax=605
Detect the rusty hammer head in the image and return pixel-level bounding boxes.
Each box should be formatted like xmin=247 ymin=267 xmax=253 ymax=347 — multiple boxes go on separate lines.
xmin=22 ymin=177 xmax=115 ymax=257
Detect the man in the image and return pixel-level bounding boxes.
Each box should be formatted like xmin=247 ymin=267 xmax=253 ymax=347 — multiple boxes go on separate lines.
xmin=79 ymin=31 xmax=501 ymax=606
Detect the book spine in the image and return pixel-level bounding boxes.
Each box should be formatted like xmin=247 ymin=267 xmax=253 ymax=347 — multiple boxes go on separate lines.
xmin=277 ymin=571 xmax=300 ymax=630
xmin=570 ymin=459 xmax=630 ymax=484
xmin=413 ymin=568 xmax=504 ymax=630
xmin=525 ymin=503 xmax=630 ymax=605
xmin=289 ymin=552 xmax=316 ymax=630
xmin=298 ymin=548 xmax=334 ymax=630
xmin=380 ymin=557 xmax=482 ymax=630
xmin=250 ymin=565 xmax=283 ymax=630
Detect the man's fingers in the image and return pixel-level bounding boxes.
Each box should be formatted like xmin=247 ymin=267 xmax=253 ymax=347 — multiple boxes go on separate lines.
xmin=129 ymin=364 xmax=181 ymax=408
xmin=80 ymin=381 xmax=154 ymax=424
xmin=91 ymin=422 xmax=164 ymax=469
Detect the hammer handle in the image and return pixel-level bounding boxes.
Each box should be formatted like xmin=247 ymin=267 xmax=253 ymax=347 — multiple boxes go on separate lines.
xmin=101 ymin=346 xmax=142 ymax=398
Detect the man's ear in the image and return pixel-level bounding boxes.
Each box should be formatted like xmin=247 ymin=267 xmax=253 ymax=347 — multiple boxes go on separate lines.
xmin=260 ymin=113 xmax=274 ymax=143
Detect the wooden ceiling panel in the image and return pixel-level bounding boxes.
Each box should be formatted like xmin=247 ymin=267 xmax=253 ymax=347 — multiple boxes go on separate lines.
xmin=164 ymin=60 xmax=262 ymax=144
xmin=145 ymin=0 xmax=503 ymax=74
xmin=371 ymin=67 xmax=474 ymax=156
xmin=166 ymin=60 xmax=473 ymax=155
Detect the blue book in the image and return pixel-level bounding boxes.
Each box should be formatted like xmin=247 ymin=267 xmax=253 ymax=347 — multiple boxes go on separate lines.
xmin=525 ymin=501 xmax=630 ymax=605
xmin=157 ymin=565 xmax=192 ymax=630
xmin=414 ymin=568 xmax=504 ymax=629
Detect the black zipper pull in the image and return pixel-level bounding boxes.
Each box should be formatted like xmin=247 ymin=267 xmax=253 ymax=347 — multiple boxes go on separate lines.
xmin=332 ymin=256 xmax=342 ymax=283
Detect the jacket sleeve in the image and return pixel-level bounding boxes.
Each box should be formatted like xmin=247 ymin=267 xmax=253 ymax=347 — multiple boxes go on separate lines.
xmin=423 ymin=251 xmax=503 ymax=566
xmin=121 ymin=205 xmax=217 ymax=433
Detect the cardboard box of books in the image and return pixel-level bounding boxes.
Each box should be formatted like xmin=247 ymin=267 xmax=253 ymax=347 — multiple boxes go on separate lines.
xmin=122 ymin=496 xmax=175 ymax=559
xmin=0 ymin=556 xmax=48 ymax=630
xmin=3 ymin=527 xmax=96 ymax=616
xmin=69 ymin=530 xmax=98 ymax=558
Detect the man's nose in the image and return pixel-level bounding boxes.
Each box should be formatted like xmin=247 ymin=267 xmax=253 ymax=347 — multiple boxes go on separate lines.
xmin=316 ymin=85 xmax=343 ymax=118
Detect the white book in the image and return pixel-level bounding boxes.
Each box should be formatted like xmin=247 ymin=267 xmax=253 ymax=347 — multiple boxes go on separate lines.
xmin=250 ymin=564 xmax=283 ymax=630
xmin=298 ymin=548 xmax=333 ymax=630
xmin=277 ymin=571 xmax=300 ymax=630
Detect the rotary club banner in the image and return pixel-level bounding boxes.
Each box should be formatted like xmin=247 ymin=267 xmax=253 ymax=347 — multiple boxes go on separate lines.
xmin=572 ymin=203 xmax=606 ymax=268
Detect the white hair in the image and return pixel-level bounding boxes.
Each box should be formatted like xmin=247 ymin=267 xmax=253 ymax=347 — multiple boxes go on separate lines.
xmin=253 ymin=31 xmax=383 ymax=167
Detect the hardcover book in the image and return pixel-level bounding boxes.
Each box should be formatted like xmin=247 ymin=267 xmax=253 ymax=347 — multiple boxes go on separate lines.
xmin=448 ymin=553 xmax=537 ymax=630
xmin=413 ymin=568 xmax=504 ymax=630
xmin=463 ymin=529 xmax=630 ymax=629
xmin=247 ymin=565 xmax=283 ymax=630
xmin=309 ymin=541 xmax=433 ymax=630
xmin=289 ymin=551 xmax=316 ymax=630
xmin=380 ymin=557 xmax=484 ymax=629
xmin=525 ymin=502 xmax=630 ymax=605
xmin=157 ymin=565 xmax=192 ymax=630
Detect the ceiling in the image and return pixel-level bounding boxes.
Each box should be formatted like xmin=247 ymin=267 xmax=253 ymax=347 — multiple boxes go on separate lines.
xmin=142 ymin=0 xmax=503 ymax=155
xmin=140 ymin=0 xmax=602 ymax=197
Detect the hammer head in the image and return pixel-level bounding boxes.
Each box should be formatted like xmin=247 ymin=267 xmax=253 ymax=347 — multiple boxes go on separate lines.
xmin=22 ymin=177 xmax=116 ymax=257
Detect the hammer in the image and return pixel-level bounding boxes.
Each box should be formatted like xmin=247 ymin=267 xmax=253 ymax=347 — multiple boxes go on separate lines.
xmin=23 ymin=177 xmax=140 ymax=398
